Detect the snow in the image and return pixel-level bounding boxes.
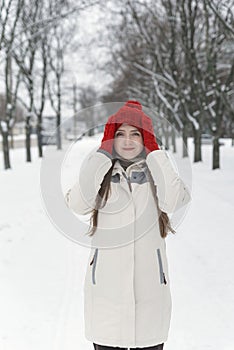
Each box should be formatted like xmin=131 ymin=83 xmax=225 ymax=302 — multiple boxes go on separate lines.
xmin=0 ymin=137 xmax=234 ymax=350
xmin=0 ymin=120 xmax=7 ymax=132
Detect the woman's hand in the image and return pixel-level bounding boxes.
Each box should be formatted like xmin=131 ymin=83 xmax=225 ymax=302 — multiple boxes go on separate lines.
xmin=141 ymin=114 xmax=160 ymax=154
xmin=97 ymin=115 xmax=116 ymax=159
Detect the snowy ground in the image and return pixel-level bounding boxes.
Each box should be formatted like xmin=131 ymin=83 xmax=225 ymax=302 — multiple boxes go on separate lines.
xmin=0 ymin=136 xmax=233 ymax=350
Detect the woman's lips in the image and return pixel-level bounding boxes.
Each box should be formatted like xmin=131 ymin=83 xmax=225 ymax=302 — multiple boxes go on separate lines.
xmin=122 ymin=148 xmax=135 ymax=151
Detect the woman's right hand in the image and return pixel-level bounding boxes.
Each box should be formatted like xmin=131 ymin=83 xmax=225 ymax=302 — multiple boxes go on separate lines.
xmin=141 ymin=114 xmax=160 ymax=155
xmin=97 ymin=116 xmax=116 ymax=158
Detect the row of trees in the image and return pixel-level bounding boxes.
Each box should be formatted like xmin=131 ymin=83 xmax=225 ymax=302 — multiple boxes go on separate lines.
xmin=99 ymin=0 xmax=234 ymax=169
xmin=0 ymin=0 xmax=98 ymax=169
xmin=0 ymin=0 xmax=233 ymax=170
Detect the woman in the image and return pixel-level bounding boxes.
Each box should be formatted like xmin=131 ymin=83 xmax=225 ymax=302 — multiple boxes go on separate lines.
xmin=65 ymin=100 xmax=191 ymax=350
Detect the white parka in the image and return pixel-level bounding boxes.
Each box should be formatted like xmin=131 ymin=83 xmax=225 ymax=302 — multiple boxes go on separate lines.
xmin=65 ymin=149 xmax=191 ymax=348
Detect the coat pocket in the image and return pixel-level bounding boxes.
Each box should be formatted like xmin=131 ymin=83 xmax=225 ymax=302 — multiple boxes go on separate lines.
xmin=89 ymin=248 xmax=98 ymax=285
xmin=156 ymin=248 xmax=167 ymax=285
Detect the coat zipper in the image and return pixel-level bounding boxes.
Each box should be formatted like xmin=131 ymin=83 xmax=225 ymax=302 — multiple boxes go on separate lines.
xmin=122 ymin=170 xmax=136 ymax=342
xmin=122 ymin=171 xmax=136 ymax=341
xmin=156 ymin=248 xmax=167 ymax=284
xmin=121 ymin=171 xmax=132 ymax=192
xmin=90 ymin=248 xmax=98 ymax=285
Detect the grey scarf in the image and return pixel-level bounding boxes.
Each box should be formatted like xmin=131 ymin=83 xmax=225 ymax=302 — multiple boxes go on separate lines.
xmin=113 ymin=148 xmax=146 ymax=171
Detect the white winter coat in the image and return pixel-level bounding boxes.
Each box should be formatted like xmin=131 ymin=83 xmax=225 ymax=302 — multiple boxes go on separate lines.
xmin=65 ymin=149 xmax=191 ymax=348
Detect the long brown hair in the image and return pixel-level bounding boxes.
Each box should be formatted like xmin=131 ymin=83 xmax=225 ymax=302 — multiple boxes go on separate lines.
xmin=86 ymin=159 xmax=176 ymax=238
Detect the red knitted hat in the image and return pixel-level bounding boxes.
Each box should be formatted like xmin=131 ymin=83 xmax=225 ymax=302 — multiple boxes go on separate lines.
xmin=107 ymin=100 xmax=156 ymax=139
xmin=100 ymin=100 xmax=160 ymax=155
xmin=114 ymin=100 xmax=144 ymax=134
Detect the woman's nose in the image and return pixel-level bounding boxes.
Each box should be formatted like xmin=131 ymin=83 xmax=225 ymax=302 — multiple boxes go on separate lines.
xmin=123 ymin=135 xmax=133 ymax=145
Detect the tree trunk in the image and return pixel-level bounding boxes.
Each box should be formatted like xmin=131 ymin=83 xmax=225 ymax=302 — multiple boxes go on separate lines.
xmin=165 ymin=125 xmax=169 ymax=150
xmin=25 ymin=115 xmax=31 ymax=162
xmin=56 ymin=118 xmax=62 ymax=150
xmin=37 ymin=118 xmax=43 ymax=157
xmin=2 ymin=132 xmax=11 ymax=169
xmin=56 ymin=100 xmax=62 ymax=150
xmin=212 ymin=137 xmax=220 ymax=170
xmin=182 ymin=125 xmax=188 ymax=157
xmin=56 ymin=76 xmax=62 ymax=150
xmin=171 ymin=125 xmax=176 ymax=153
xmin=193 ymin=129 xmax=202 ymax=162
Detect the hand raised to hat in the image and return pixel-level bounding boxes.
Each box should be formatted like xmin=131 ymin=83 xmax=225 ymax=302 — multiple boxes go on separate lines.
xmin=97 ymin=115 xmax=115 ymax=159
xmin=141 ymin=113 xmax=160 ymax=155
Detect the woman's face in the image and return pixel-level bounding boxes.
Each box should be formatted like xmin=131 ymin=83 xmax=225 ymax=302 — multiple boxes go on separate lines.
xmin=113 ymin=123 xmax=144 ymax=160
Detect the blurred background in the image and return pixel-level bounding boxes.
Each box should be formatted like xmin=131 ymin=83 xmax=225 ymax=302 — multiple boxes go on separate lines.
xmin=0 ymin=1 xmax=234 ymax=350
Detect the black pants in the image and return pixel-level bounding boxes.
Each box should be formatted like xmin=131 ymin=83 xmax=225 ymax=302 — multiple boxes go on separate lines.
xmin=93 ymin=343 xmax=164 ymax=350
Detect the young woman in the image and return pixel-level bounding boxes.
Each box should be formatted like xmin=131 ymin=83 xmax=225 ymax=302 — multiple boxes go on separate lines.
xmin=65 ymin=100 xmax=191 ymax=350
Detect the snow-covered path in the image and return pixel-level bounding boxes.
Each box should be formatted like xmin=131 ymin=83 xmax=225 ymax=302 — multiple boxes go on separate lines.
xmin=0 ymin=138 xmax=233 ymax=350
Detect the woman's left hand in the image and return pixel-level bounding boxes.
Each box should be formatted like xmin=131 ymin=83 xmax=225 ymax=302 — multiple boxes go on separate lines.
xmin=141 ymin=114 xmax=160 ymax=154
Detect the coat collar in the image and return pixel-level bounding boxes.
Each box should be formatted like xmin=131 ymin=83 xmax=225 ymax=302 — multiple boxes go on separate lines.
xmin=112 ymin=158 xmax=147 ymax=176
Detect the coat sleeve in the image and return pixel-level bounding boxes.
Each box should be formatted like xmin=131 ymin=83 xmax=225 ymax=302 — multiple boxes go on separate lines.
xmin=64 ymin=150 xmax=113 ymax=215
xmin=146 ymin=150 xmax=192 ymax=214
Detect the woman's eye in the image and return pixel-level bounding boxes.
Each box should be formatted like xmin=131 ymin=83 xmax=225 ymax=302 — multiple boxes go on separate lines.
xmin=115 ymin=132 xmax=140 ymax=137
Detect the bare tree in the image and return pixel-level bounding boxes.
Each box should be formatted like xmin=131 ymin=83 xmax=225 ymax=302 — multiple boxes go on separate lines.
xmin=98 ymin=0 xmax=234 ymax=169
xmin=201 ymin=0 xmax=234 ymax=169
xmin=6 ymin=0 xmax=101 ymax=163
xmin=46 ymin=24 xmax=66 ymax=151
xmin=99 ymin=0 xmax=186 ymax=154
xmin=12 ymin=0 xmax=42 ymax=162
xmin=33 ymin=34 xmax=49 ymax=157
xmin=0 ymin=0 xmax=24 ymax=169
xmin=46 ymin=0 xmax=100 ymax=149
